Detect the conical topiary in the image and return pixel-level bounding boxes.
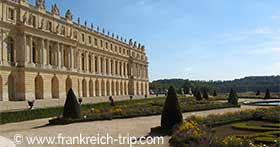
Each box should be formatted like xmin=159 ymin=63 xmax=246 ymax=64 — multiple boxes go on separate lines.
xmin=228 ymin=89 xmax=238 ymax=105
xmin=63 ymin=88 xmax=81 ymax=119
xmin=213 ymin=90 xmax=217 ymax=97
xmin=264 ymin=89 xmax=271 ymax=99
xmin=203 ymin=89 xmax=209 ymax=100
xmin=195 ymin=90 xmax=202 ymax=101
xmin=161 ymin=86 xmax=183 ymax=130
xmin=256 ymin=90 xmax=260 ymax=96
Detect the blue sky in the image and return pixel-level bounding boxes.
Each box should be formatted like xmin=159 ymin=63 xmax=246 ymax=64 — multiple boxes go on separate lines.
xmin=30 ymin=0 xmax=280 ymax=81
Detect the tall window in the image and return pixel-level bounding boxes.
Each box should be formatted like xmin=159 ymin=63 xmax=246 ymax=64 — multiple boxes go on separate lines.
xmin=32 ymin=42 xmax=37 ymax=63
xmin=100 ymin=40 xmax=103 ymax=47
xmin=94 ymin=38 xmax=98 ymax=46
xmin=95 ymin=56 xmax=98 ymax=72
xmin=88 ymin=55 xmax=92 ymax=72
xmin=64 ymin=49 xmax=68 ymax=68
xmin=7 ymin=37 xmax=14 ymax=63
xmin=32 ymin=15 xmax=36 ymax=27
xmin=47 ymin=21 xmax=52 ymax=32
xmin=81 ymin=53 xmax=85 ymax=71
xmin=88 ymin=36 xmax=92 ymax=44
xmin=8 ymin=8 xmax=14 ymax=20
xmin=49 ymin=45 xmax=54 ymax=65
xmin=81 ymin=34 xmax=85 ymax=42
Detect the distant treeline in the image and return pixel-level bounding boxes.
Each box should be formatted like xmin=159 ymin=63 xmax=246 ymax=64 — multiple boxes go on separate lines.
xmin=150 ymin=76 xmax=280 ymax=93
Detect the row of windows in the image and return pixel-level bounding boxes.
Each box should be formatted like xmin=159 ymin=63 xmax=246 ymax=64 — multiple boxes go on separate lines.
xmin=5 ymin=7 xmax=146 ymax=61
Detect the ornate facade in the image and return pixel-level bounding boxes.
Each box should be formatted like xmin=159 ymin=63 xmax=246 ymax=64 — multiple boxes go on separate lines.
xmin=0 ymin=0 xmax=149 ymax=101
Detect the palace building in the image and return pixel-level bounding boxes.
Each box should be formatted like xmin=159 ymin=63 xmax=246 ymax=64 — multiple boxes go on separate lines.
xmin=0 ymin=0 xmax=149 ymax=101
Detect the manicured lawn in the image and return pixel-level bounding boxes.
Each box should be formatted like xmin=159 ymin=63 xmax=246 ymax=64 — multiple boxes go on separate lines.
xmin=49 ymin=96 xmax=239 ymax=125
xmin=170 ymin=106 xmax=280 ymax=147
xmin=0 ymin=96 xmax=238 ymax=125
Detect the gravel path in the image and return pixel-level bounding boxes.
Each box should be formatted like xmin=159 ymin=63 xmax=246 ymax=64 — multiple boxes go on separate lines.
xmin=0 ymin=105 xmax=265 ymax=147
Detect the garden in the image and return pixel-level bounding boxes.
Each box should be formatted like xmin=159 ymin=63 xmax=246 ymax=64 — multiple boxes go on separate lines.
xmin=170 ymin=106 xmax=280 ymax=147
xmin=48 ymin=89 xmax=239 ymax=125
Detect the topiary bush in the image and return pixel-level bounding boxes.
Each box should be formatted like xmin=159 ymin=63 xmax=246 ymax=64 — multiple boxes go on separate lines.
xmin=63 ymin=88 xmax=81 ymax=119
xmin=213 ymin=90 xmax=217 ymax=97
xmin=161 ymin=86 xmax=183 ymax=130
xmin=228 ymin=89 xmax=238 ymax=105
xmin=195 ymin=90 xmax=202 ymax=101
xmin=203 ymin=89 xmax=209 ymax=100
xmin=264 ymin=89 xmax=271 ymax=99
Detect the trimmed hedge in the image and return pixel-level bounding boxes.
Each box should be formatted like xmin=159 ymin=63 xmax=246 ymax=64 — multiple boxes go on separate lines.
xmin=232 ymin=123 xmax=280 ymax=131
xmin=0 ymin=107 xmax=63 ymax=124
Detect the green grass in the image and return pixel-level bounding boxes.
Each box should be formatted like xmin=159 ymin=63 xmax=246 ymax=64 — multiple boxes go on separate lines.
xmin=232 ymin=123 xmax=280 ymax=131
xmin=0 ymin=97 xmax=239 ymax=125
xmin=262 ymin=124 xmax=280 ymax=128
xmin=254 ymin=137 xmax=279 ymax=143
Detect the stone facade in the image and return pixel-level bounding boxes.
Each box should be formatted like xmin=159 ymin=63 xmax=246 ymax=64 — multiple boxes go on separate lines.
xmin=0 ymin=0 xmax=149 ymax=101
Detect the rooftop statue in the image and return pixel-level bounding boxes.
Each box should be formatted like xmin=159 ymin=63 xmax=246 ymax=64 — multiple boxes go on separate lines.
xmin=36 ymin=0 xmax=45 ymax=10
xmin=52 ymin=4 xmax=60 ymax=16
xmin=65 ymin=9 xmax=73 ymax=21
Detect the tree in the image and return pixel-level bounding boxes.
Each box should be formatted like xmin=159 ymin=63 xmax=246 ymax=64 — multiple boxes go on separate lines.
xmin=161 ymin=86 xmax=183 ymax=130
xmin=264 ymin=89 xmax=271 ymax=99
xmin=203 ymin=89 xmax=209 ymax=100
xmin=228 ymin=89 xmax=238 ymax=105
xmin=256 ymin=90 xmax=260 ymax=96
xmin=213 ymin=90 xmax=217 ymax=96
xmin=195 ymin=90 xmax=202 ymax=101
xmin=63 ymin=88 xmax=81 ymax=119
xmin=181 ymin=80 xmax=193 ymax=94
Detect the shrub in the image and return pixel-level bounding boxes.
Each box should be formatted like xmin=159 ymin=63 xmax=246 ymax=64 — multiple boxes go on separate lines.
xmin=213 ymin=90 xmax=217 ymax=97
xmin=63 ymin=88 xmax=81 ymax=119
xmin=203 ymin=89 xmax=209 ymax=100
xmin=161 ymin=86 xmax=183 ymax=130
xmin=264 ymin=89 xmax=271 ymax=99
xmin=195 ymin=90 xmax=202 ymax=101
xmin=228 ymin=89 xmax=238 ymax=105
xmin=256 ymin=90 xmax=260 ymax=96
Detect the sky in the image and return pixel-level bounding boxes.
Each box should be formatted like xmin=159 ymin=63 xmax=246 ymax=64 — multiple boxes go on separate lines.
xmin=30 ymin=0 xmax=280 ymax=81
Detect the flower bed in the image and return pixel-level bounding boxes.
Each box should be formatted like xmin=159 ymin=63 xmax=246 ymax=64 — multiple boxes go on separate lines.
xmin=170 ymin=106 xmax=280 ymax=147
xmin=48 ymin=98 xmax=239 ymax=125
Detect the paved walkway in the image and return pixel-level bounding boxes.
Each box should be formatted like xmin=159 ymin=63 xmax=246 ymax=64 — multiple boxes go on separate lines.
xmin=0 ymin=105 xmax=265 ymax=147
